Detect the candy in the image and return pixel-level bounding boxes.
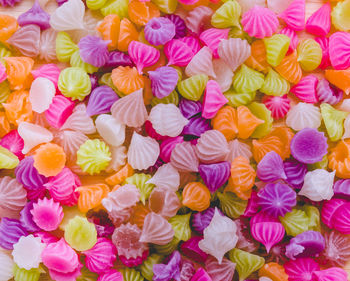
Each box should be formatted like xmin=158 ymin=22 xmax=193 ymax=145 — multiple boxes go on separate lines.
xmin=0 ymin=251 xmax=14 ymax=281
xmin=205 ymin=256 xmax=236 ymax=281
xmin=279 ymin=0 xmax=305 ymax=31
xmin=7 ymin=25 xmax=40 ymax=58
xmin=185 ymin=46 xmax=216 ymax=78
xmin=170 ymin=141 xmax=198 ymax=172
xmin=286 ymin=102 xmax=321 ymax=131
xmin=148 ymin=188 xmax=181 ymax=218
xmin=331 ymin=0 xmax=350 ymax=32
xmin=305 ymin=3 xmax=331 ymax=37
xmin=153 ymin=251 xmax=181 ymax=281
xmin=169 ymin=213 xmax=191 ymax=241
xmin=297 ymin=39 xmax=322 ymax=72
xmin=260 ymin=68 xmax=290 ymax=97
xmin=321 ymin=103 xmax=348 ymax=142
xmin=49 ymin=0 xmax=85 ymax=31
xmin=218 ymin=38 xmax=251 ymax=72
xmin=33 ymin=143 xmax=66 ymax=177
xmin=38 ymin=29 xmax=57 ymax=62
xmin=284 ymin=258 xmax=320 ymax=281
xmin=58 ymin=67 xmax=91 ymax=101
xmin=181 ymin=236 xmax=208 ymax=263
xmin=218 ymin=191 xmax=247 ymax=219
xmin=264 ymin=34 xmax=290 ymax=67
xmin=78 ymin=35 xmax=109 ymax=68
xmin=149 ymin=66 xmax=178 ymax=99
xmin=29 ymin=77 xmax=55 ymax=114
xmin=140 ymin=212 xmax=174 ymax=245
xmin=182 ymin=182 xmax=210 ymax=211
xmin=177 ymin=74 xmax=208 ymax=101
xmin=316 ymin=78 xmax=343 ymax=105
xmin=233 ymin=64 xmax=264 ymax=93
xmin=275 ymin=51 xmax=302 ymax=84
xmin=313 ymin=267 xmax=348 ymax=281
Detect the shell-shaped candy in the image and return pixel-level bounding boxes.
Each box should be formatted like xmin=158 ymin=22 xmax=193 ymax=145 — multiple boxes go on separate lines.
xmin=29 ymin=77 xmax=55 ymax=114
xmin=260 ymin=68 xmax=290 ymax=97
xmin=149 ymin=66 xmax=178 ymax=99
xmin=321 ymin=103 xmax=348 ymax=142
xmin=44 ymin=94 xmax=74 ymax=128
xmin=233 ymin=64 xmax=264 ymax=93
xmin=275 ymin=51 xmax=302 ymax=84
xmin=321 ymin=231 xmax=350 ymax=267
xmin=76 ymin=183 xmax=109 ymax=213
xmin=237 ymin=105 xmax=265 ymax=139
xmin=128 ymin=132 xmax=160 ymax=170
xmin=299 ymin=169 xmax=335 ymax=201
xmin=284 ymin=258 xmax=320 ymax=281
xmin=217 ymin=192 xmax=247 ymax=219
xmin=199 ymin=28 xmax=229 ymax=58
xmin=325 ymin=68 xmax=350 ymax=95
xmin=5 ymin=57 xmax=34 ymax=91
xmin=111 ymin=89 xmax=148 ymax=128
xmin=286 ymin=102 xmax=321 ymax=131
xmin=163 ymin=14 xmax=185 ymax=39
xmin=0 ymin=218 xmax=27 ymax=250
xmin=205 ymin=256 xmax=236 ymax=281
xmin=202 ymin=80 xmax=228 ymax=119
xmin=185 ymin=6 xmax=213 ymax=34
xmin=128 ymin=41 xmax=160 ymax=74
xmin=264 ymin=34 xmax=290 ymax=68
xmin=0 ymin=251 xmax=14 ymax=281
xmin=17 ymin=1 xmax=50 ymax=29
xmin=182 ymin=182 xmax=211 ymax=212
xmin=321 ymin=198 xmax=346 ymax=229
xmin=279 ymin=0 xmax=305 ymax=31
xmin=306 ymin=3 xmax=331 ymax=37
xmin=15 ymin=156 xmax=47 ymax=190
xmin=86 ymin=85 xmax=119 ymax=116
xmin=225 ymin=139 xmax=252 ymax=162
xmin=111 ymin=66 xmax=144 ymax=95
xmin=332 ymin=0 xmax=350 ymax=31
xmin=7 ymin=24 xmax=40 ymax=57
xmin=170 ymin=141 xmax=199 ymax=172
xmin=329 ymin=32 xmax=350 ymax=71
xmin=61 ymin=103 xmax=96 ymax=134
xmin=102 ymin=184 xmax=139 ymax=213
xmin=147 ymin=163 xmax=179 ymax=191
xmin=218 ymin=38 xmax=251 ymax=72
xmin=182 ymin=115 xmax=211 ymax=137
xmin=316 ymin=78 xmax=343 ymax=105
xmin=257 ymin=151 xmax=286 ymax=182
xmin=58 ymin=67 xmax=91 ymax=101
xmin=212 ymin=106 xmax=237 ymax=141
xmin=177 ymin=74 xmax=208 ymax=101
xmin=78 ymin=35 xmax=109 ymax=67
xmin=291 ymin=75 xmax=318 ymax=104
xmin=241 ymin=6 xmax=279 ymax=38
xmin=199 ymin=162 xmax=231 ymax=193
xmin=0 ymin=130 xmax=24 ymax=161
xmin=140 ymin=212 xmax=174 ymax=245
xmin=198 ymin=208 xmax=238 ymax=264
xmin=211 ymin=0 xmax=240 ymax=28
xmin=95 ymin=114 xmax=125 ymax=147
xmin=297 ymin=39 xmax=322 ymax=72
xmin=55 ymin=31 xmax=78 ymax=63
xmin=313 ymin=268 xmax=348 ymax=281
xmin=50 ymin=0 xmax=85 ymax=31
xmin=245 ymin=39 xmax=269 ymax=73
xmin=0 ymin=146 xmax=19 ymax=170
xmin=185 ymin=46 xmax=216 ymax=78
xmin=96 ymin=14 xmax=120 ymax=49
xmin=148 ymin=188 xmax=181 ymax=218
xmin=164 ymin=39 xmax=194 ymax=67
xmin=329 ymin=140 xmax=350 ymax=179
xmin=212 ymin=58 xmax=234 ymax=92
xmin=31 ymin=63 xmax=60 ymax=89
xmin=262 ymin=95 xmax=290 ymax=119
xmin=279 ymin=27 xmax=299 ymax=52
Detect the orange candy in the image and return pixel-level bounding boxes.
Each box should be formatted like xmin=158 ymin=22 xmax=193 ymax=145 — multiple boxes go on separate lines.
xmin=0 ymin=15 xmax=18 ymax=42
xmin=128 ymin=203 xmax=150 ymax=229
xmin=212 ymin=105 xmax=238 ymax=141
xmin=182 ymin=182 xmax=211 ymax=212
xmin=328 ymin=140 xmax=350 ymax=178
xmin=3 ymin=90 xmax=33 ymax=125
xmin=97 ymin=14 xmax=120 ymax=50
xmin=143 ymin=76 xmax=154 ymax=105
xmin=111 ymin=66 xmax=144 ymax=95
xmin=245 ymin=40 xmax=269 ymax=73
xmin=252 ymin=135 xmax=284 ymax=163
xmin=267 ymin=126 xmax=294 ymax=160
xmin=76 ymin=183 xmax=110 ymax=213
xmin=105 ymin=163 xmax=134 ymax=186
xmin=118 ymin=18 xmax=139 ymax=52
xmin=275 ymin=51 xmax=302 ymax=84
xmin=259 ymin=263 xmax=289 ymax=281
xmin=4 ymin=57 xmax=34 ymax=90
xmin=128 ymin=1 xmax=160 ymax=26
xmin=237 ymin=106 xmax=264 ymax=139
xmin=33 ymin=143 xmax=66 ymax=177
xmin=325 ymin=69 xmax=350 ymax=95
xmin=225 ymin=156 xmax=255 ymax=200
xmin=0 ymin=111 xmax=10 ymax=137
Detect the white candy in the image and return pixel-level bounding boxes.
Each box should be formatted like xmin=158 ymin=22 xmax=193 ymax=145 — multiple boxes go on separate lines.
xmin=95 ymin=115 xmax=125 ymax=147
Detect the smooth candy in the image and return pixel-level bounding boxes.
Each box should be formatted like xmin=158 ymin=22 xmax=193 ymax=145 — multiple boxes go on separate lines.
xmin=29 ymin=77 xmax=55 ymax=113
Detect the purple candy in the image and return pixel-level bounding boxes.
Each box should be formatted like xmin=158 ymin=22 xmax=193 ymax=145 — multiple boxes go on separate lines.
xmin=86 ymin=85 xmax=119 ymax=116
xmin=290 ymin=128 xmax=328 ymax=164
xmin=179 ymin=99 xmax=202 ymax=119
xmin=0 ymin=218 xmax=28 ymax=250
xmin=198 ymin=161 xmax=230 ymax=193
xmin=182 ymin=116 xmax=211 ymax=137
xmin=153 ymin=251 xmax=181 ymax=281
xmin=163 ymin=14 xmax=187 ymax=39
xmin=89 ymin=73 xmax=99 ymax=90
xmin=15 ymin=156 xmax=47 ymax=190
xmin=148 ymin=66 xmax=179 ymax=99
xmin=19 ymin=201 xmax=40 ymax=232
xmin=103 ymin=51 xmax=133 ymax=70
xmin=257 ymin=151 xmax=286 ymax=182
xmin=285 ymin=231 xmax=325 ymax=260
xmin=78 ymin=35 xmax=109 ymax=68
xmin=283 ymin=159 xmax=308 ymax=188
xmin=191 ymin=207 xmax=216 ymax=234
xmin=316 ymin=78 xmax=343 ymax=105
xmin=334 ymin=179 xmax=350 ymax=199
xmin=17 ymin=1 xmax=50 ymax=29
xmin=56 ymin=0 xmax=67 ymax=5
xmin=144 ymin=17 xmax=176 ymax=46
xmin=257 ymin=182 xmax=297 ymax=218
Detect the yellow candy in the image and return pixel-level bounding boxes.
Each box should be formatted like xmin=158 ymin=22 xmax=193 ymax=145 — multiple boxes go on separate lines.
xmin=101 ymin=0 xmax=129 ymax=18
xmin=247 ymin=102 xmax=273 ymax=138
xmin=297 ymin=39 xmax=322 ymax=72
xmin=0 ymin=146 xmax=19 ymax=169
xmin=224 ymin=89 xmax=256 ymax=107
xmin=55 ymin=32 xmax=78 ymax=63
xmin=331 ymin=0 xmax=350 ymax=31
xmin=70 ymin=50 xmax=99 ymax=74
xmin=320 ymin=103 xmax=348 ymax=142
xmin=86 ymin=0 xmax=107 ymax=10
xmin=177 ymin=74 xmax=208 ymax=101
xmin=260 ymin=68 xmax=290 ymax=96
xmin=233 ymin=64 xmax=265 ymax=93
xmin=152 ymin=0 xmax=177 ymax=14
xmin=280 ymin=209 xmax=309 ymax=236
xmin=64 ymin=216 xmax=97 ymax=251
xmin=264 ymin=34 xmax=290 ymax=67
xmin=211 ymin=0 xmax=241 ymax=28
xmin=59 ymin=206 xmax=85 ymax=231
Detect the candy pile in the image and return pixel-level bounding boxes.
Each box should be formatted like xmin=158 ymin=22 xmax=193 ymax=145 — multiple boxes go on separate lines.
xmin=1 ymin=0 xmax=350 ymax=280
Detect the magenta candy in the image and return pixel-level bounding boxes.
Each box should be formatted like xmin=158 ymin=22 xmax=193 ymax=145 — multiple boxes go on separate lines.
xmin=15 ymin=156 xmax=47 ymax=190
xmin=290 ymin=75 xmax=318 ymax=103
xmin=89 ymin=73 xmax=99 ymax=90
xmin=165 ymin=39 xmax=194 ymax=67
xmin=20 ymin=201 xmax=40 ymax=232
xmin=103 ymin=51 xmax=133 ymax=70
xmin=290 ymin=128 xmax=328 ymax=164
xmin=45 ymin=95 xmax=75 ymax=129
xmin=144 ymin=17 xmax=176 ymax=46
xmin=153 ymin=251 xmax=181 ymax=281
xmin=48 ymin=263 xmax=83 ymax=281
xmin=0 ymin=218 xmax=27 ymax=250
xmin=312 ymin=267 xmax=348 ymax=281
xmin=283 ymin=159 xmax=308 ymax=188
xmin=321 ymin=198 xmax=347 ymax=229
xmin=199 ymin=28 xmax=229 ymax=58
xmin=31 ymin=197 xmax=64 ymax=231
xmin=0 ymin=130 xmax=24 ymax=159
xmin=191 ymin=207 xmax=216 ymax=234
xmin=0 ymin=0 xmax=20 ymax=7
xmin=78 ymin=35 xmax=109 ymax=68
xmin=148 ymin=66 xmax=179 ymax=98
xmin=182 ymin=116 xmax=211 ymax=137
xmin=179 ymin=36 xmax=201 ymax=55
xmin=284 ymin=258 xmax=320 ymax=281
xmin=190 ymin=268 xmax=212 ymax=281
xmin=198 ymin=161 xmax=230 ymax=193
xmin=180 ymin=260 xmax=196 ymax=281
xmin=243 ymin=190 xmax=260 ymax=217
xmin=202 ymin=80 xmax=228 ymax=119
xmin=31 ymin=64 xmax=61 ymax=88
xmin=279 ymin=0 xmax=306 ymax=31
xmin=316 ymin=78 xmax=343 ymax=105
xmin=17 ymin=0 xmax=50 ymax=29
xmin=285 ymin=231 xmax=325 ymax=260
xmin=305 ymin=3 xmax=331 ymax=37
xmin=33 ymin=231 xmax=59 ymax=244
xmin=25 ymin=186 xmax=46 ymax=200
xmin=159 ymin=136 xmax=184 ymax=162
xmin=329 ymin=32 xmax=350 ymax=70
xmin=332 ymin=202 xmax=350 ymax=234
xmin=128 ymin=41 xmax=160 ymax=73
xmin=97 ymin=269 xmax=124 ymax=281
xmin=119 ymin=249 xmax=148 ymax=267
xmin=181 ymin=236 xmax=208 ymax=263
xmin=164 ymin=14 xmax=186 ymax=39
xmin=44 ymin=167 xmax=80 ymax=206
xmin=315 ymin=36 xmax=331 ymax=69
xmin=257 ymin=151 xmax=287 ymax=182
xmin=86 ymin=85 xmax=119 ymax=116
xmin=334 ymin=179 xmax=350 ymax=199
xmin=262 ymin=95 xmax=290 ymax=119
xmin=179 ymin=99 xmax=202 ymax=119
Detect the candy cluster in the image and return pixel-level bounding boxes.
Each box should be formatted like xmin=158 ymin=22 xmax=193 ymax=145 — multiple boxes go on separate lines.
xmin=1 ymin=0 xmax=350 ymax=280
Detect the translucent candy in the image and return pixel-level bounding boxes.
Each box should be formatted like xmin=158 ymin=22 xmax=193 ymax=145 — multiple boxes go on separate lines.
xmin=225 ymin=139 xmax=252 ymax=162
xmin=313 ymin=268 xmax=348 ymax=281
xmin=140 ymin=212 xmax=174 ymax=245
xmin=321 ymin=231 xmax=350 ymax=267
xmin=212 ymin=58 xmax=234 ymax=92
xmin=185 ymin=47 xmax=215 ymax=78
xmin=199 ymin=28 xmax=229 ymax=58
xmin=0 ymin=251 xmax=14 ymax=281
xmin=8 ymin=24 xmax=40 ymax=57
xmin=153 ymin=251 xmax=181 ymax=281
xmin=259 ymin=263 xmax=289 ymax=281
xmin=95 ymin=114 xmax=125 ymax=147
xmin=229 ymin=248 xmax=265 ymax=281
xmin=182 ymin=182 xmax=210 ymax=211
xmin=38 ymin=29 xmax=58 ymax=62
xmin=169 ymin=213 xmax=191 ymax=241
xmin=316 ymin=78 xmax=343 ymax=105
xmin=50 ymin=0 xmax=85 ymax=31
xmin=279 ymin=0 xmax=305 ymax=31
xmin=32 ymin=143 xmax=65 ymax=177
xmin=325 ymin=68 xmax=350 ymax=95
xmin=264 ymin=34 xmax=290 ymax=67
xmin=280 ymin=208 xmax=309 ymax=236
xmin=217 ymin=191 xmax=247 ymax=219
xmin=177 ymin=74 xmax=208 ymax=101
xmin=128 ymin=0 xmax=160 ymax=26
xmin=0 ymin=145 xmax=19 ymax=169
xmin=0 ymin=176 xmax=26 ymax=219
xmin=31 ymin=197 xmax=64 ymax=231
xmin=198 ymin=208 xmax=237 ymax=264
xmin=164 ymin=14 xmax=186 ymax=38
xmin=331 ymin=0 xmax=350 ymax=31
xmin=328 ymin=31 xmax=350 ymax=71
xmin=139 ymin=254 xmax=163 ymax=280
xmin=121 ymin=267 xmax=145 ymax=281
xmin=257 ymin=151 xmax=286 ymax=182
xmin=4 ymin=57 xmax=34 ymax=90
xmin=15 ymin=156 xmax=47 ymax=191
xmin=149 ymin=66 xmax=178 ymax=99
xmin=128 ymin=41 xmax=160 ymax=74
xmin=198 ymin=161 xmax=230 ymax=193
xmin=286 ymin=102 xmax=321 ymax=131
xmin=148 ymin=188 xmax=180 ymax=219
xmin=245 ymin=40 xmax=269 ymax=74
xmin=321 ymin=103 xmax=348 ymax=142
xmin=260 ymin=68 xmax=290 ymax=97
xmin=111 ymin=89 xmax=148 ymax=127
xmin=262 ymin=95 xmax=290 ymax=119
xmin=56 ymin=32 xmax=78 ymax=63
xmin=299 ymin=169 xmax=335 ymax=201
xmin=211 ymin=0 xmax=240 ymax=28
xmin=280 ymin=27 xmax=299 ymax=52
xmin=101 ymin=0 xmax=128 ymax=18
xmin=297 ymin=39 xmax=322 ymax=72
xmin=164 ymin=39 xmax=194 ymax=67
xmin=241 ymin=6 xmax=279 ymax=39
xmin=205 ymin=255 xmax=235 ymax=281
xmin=78 ymin=36 xmax=109 ymax=68
xmin=284 ymin=258 xmax=320 ymax=281
xmin=275 ymin=51 xmax=302 ymax=84
xmin=315 ymin=36 xmax=330 ymax=70
xmin=28 ymin=77 xmax=55 ymax=114
xmin=328 ymin=140 xmax=350 ymax=178
xmin=233 ymin=64 xmax=264 ymax=93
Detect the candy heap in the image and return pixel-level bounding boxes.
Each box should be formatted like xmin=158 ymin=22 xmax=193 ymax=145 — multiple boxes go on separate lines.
xmin=1 ymin=0 xmax=350 ymax=280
